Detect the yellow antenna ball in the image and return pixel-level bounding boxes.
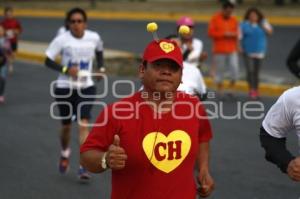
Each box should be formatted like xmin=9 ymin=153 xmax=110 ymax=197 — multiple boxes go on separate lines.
xmin=179 ymin=25 xmax=190 ymax=35
xmin=147 ymin=22 xmax=158 ymax=33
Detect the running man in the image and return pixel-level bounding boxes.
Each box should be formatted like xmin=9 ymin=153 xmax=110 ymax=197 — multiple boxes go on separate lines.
xmin=1 ymin=6 xmax=22 ymax=74
xmin=260 ymin=86 xmax=300 ymax=182
xmin=0 ymin=24 xmax=11 ymax=103
xmin=175 ymin=16 xmax=208 ymax=100
xmin=260 ymin=39 xmax=300 ymax=182
xmin=80 ymin=38 xmax=215 ymax=198
xmin=44 ymin=7 xmax=105 ymax=180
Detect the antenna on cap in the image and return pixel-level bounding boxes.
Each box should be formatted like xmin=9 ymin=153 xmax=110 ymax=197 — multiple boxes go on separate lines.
xmin=178 ymin=25 xmax=190 ymax=36
xmin=147 ymin=22 xmax=159 ymax=42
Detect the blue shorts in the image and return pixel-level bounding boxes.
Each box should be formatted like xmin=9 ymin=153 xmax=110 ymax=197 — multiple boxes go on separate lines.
xmin=54 ymin=86 xmax=96 ymax=125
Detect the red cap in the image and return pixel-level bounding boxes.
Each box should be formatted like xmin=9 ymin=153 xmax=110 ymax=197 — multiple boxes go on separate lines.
xmin=142 ymin=39 xmax=183 ymax=68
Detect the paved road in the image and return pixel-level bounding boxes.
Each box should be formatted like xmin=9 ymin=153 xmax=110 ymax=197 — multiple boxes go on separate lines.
xmin=0 ymin=61 xmax=299 ymax=199
xmin=14 ymin=17 xmax=300 ymax=83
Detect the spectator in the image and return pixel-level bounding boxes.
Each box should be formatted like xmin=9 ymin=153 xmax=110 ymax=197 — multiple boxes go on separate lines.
xmin=240 ymin=7 xmax=273 ymax=100
xmin=208 ymin=0 xmax=240 ymax=99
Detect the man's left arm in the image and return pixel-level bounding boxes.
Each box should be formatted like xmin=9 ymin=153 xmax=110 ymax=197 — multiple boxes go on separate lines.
xmin=197 ymin=102 xmax=214 ymax=197
xmin=95 ymin=50 xmax=104 ymax=71
xmin=197 ymin=142 xmax=214 ymax=198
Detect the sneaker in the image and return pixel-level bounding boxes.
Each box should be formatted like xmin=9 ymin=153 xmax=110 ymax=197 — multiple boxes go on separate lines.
xmin=78 ymin=167 xmax=91 ymax=181
xmin=0 ymin=96 xmax=5 ymax=103
xmin=59 ymin=156 xmax=70 ymax=174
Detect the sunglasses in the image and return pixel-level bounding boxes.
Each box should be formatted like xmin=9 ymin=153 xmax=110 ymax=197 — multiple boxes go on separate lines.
xmin=70 ymin=19 xmax=84 ymax=24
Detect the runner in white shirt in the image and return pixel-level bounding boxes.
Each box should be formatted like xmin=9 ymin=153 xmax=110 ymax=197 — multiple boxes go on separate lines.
xmin=46 ymin=29 xmax=102 ymax=89
xmin=45 ymin=7 xmax=105 ymax=181
xmin=260 ymin=86 xmax=300 ymax=181
xmin=175 ymin=16 xmax=208 ymax=100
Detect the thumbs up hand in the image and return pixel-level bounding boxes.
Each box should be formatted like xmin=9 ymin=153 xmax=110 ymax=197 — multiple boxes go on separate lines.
xmin=112 ymin=134 xmax=120 ymax=146
xmin=106 ymin=135 xmax=127 ymax=170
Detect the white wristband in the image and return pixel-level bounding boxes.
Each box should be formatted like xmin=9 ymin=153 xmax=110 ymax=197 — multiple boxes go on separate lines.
xmin=101 ymin=152 xmax=108 ymax=170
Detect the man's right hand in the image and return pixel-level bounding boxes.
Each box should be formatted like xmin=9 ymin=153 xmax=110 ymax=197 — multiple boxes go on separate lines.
xmin=106 ymin=135 xmax=128 ymax=170
xmin=67 ymin=66 xmax=79 ymax=78
xmin=287 ymin=157 xmax=300 ymax=181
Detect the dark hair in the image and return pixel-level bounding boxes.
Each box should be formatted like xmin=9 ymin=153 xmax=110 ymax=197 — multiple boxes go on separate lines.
xmin=244 ymin=7 xmax=264 ymax=24
xmin=66 ymin=7 xmax=87 ymax=23
xmin=222 ymin=1 xmax=235 ymax=9
xmin=4 ymin=6 xmax=13 ymax=13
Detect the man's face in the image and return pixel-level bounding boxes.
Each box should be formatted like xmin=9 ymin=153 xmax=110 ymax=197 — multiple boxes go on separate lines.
xmin=139 ymin=59 xmax=182 ymax=94
xmin=69 ymin=13 xmax=86 ymax=38
xmin=4 ymin=10 xmax=13 ymax=19
xmin=222 ymin=7 xmax=234 ymax=18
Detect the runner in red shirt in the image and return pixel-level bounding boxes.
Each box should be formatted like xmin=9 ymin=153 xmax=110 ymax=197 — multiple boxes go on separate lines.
xmin=80 ymin=38 xmax=215 ymax=199
xmin=1 ymin=7 xmax=22 ymax=73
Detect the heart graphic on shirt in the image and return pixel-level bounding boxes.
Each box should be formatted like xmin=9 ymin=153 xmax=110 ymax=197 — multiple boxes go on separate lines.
xmin=142 ymin=130 xmax=191 ymax=173
xmin=159 ymin=42 xmax=175 ymax=53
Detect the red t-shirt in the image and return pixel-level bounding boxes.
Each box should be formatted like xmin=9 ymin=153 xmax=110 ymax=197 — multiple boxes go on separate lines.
xmin=1 ymin=18 xmax=22 ymax=43
xmin=80 ymin=91 xmax=213 ymax=199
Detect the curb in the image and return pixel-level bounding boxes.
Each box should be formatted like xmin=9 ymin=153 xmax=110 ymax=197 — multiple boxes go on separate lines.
xmin=16 ymin=51 xmax=291 ymax=97
xmin=205 ymin=78 xmax=290 ymax=97
xmin=16 ymin=50 xmax=45 ymax=64
xmin=16 ymin=50 xmax=138 ymax=64
xmin=10 ymin=8 xmax=300 ymax=26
